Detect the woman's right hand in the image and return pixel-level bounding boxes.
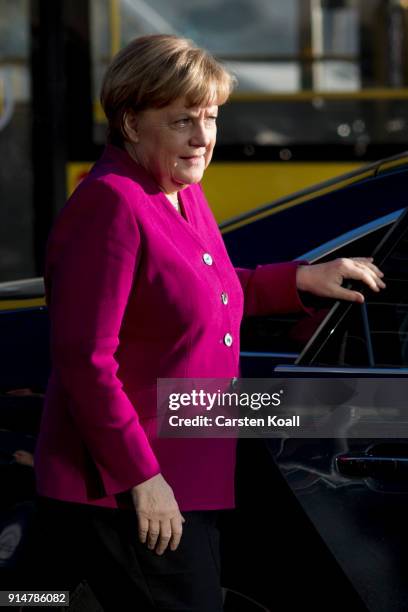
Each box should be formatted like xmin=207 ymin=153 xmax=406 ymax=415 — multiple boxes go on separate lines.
xmin=130 ymin=473 xmax=185 ymax=555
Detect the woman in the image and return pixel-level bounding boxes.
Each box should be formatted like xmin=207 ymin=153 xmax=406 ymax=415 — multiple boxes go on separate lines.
xmin=34 ymin=34 xmax=385 ymax=611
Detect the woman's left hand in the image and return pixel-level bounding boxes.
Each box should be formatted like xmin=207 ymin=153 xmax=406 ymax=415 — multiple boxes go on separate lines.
xmin=296 ymin=257 xmax=386 ymax=303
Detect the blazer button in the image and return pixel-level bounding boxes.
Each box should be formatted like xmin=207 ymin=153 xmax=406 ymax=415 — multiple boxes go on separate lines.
xmin=221 ymin=292 xmax=228 ymax=305
xmin=202 ymin=253 xmax=213 ymax=266
xmin=224 ymin=333 xmax=233 ymax=347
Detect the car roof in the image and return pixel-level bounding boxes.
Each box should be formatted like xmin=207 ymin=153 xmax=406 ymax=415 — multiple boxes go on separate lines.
xmin=0 ymin=278 xmax=45 ymax=300
xmin=298 ymin=209 xmax=403 ymax=263
xmin=220 ymin=150 xmax=408 ymax=233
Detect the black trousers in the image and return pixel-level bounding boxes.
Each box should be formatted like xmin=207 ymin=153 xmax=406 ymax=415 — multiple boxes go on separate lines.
xmin=20 ymin=497 xmax=224 ymax=612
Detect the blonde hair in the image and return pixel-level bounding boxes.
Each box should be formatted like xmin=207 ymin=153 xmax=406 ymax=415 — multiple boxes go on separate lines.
xmin=100 ymin=34 xmax=236 ymax=146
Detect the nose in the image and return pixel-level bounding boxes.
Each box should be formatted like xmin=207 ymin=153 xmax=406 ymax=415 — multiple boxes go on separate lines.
xmin=189 ymin=121 xmax=212 ymax=148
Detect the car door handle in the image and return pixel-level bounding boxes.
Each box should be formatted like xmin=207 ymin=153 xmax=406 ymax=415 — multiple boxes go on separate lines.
xmin=336 ymin=451 xmax=408 ymax=481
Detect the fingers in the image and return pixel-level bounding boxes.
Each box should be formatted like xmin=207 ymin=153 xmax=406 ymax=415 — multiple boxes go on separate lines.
xmin=352 ymin=267 xmax=383 ymax=292
xmin=352 ymin=258 xmax=384 ymax=278
xmin=154 ymin=519 xmax=172 ymax=556
xmin=338 ymin=258 xmax=386 ymax=292
xmin=138 ymin=513 xmax=184 ymax=555
xmin=169 ymin=515 xmax=184 ymax=552
xmin=147 ymin=520 xmax=161 ymax=551
xmin=351 ymin=257 xmax=384 ymax=275
xmin=297 ymin=257 xmax=386 ymax=301
xmin=332 ymin=286 xmax=365 ymax=303
xmin=138 ymin=515 xmax=149 ymax=544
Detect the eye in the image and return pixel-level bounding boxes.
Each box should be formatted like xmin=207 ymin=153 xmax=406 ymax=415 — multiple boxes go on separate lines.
xmin=205 ymin=116 xmax=218 ymax=125
xmin=174 ymin=118 xmax=191 ymax=127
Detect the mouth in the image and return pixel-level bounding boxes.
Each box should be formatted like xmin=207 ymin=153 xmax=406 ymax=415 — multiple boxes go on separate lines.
xmin=179 ymin=155 xmax=205 ymax=166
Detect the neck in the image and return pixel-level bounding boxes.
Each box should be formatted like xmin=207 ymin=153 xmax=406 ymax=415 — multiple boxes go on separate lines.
xmin=165 ymin=192 xmax=179 ymax=205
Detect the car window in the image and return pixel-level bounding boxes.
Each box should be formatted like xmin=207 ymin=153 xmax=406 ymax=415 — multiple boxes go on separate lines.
xmin=297 ymin=211 xmax=408 ymax=368
xmin=241 ymin=221 xmax=393 ymax=356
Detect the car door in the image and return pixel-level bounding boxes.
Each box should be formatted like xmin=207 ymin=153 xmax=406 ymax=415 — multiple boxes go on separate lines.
xmin=227 ymin=208 xmax=408 ymax=611
xmin=0 ymin=282 xmax=48 ymax=574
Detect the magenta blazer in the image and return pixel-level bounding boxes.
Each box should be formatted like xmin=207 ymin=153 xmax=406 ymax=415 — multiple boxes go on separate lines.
xmin=35 ymin=144 xmax=307 ymax=511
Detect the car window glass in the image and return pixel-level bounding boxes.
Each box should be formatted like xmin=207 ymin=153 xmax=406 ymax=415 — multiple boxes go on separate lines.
xmin=305 ymin=226 xmax=408 ymax=368
xmin=241 ymin=223 xmax=393 ymax=355
xmin=369 ymin=231 xmax=408 ymax=366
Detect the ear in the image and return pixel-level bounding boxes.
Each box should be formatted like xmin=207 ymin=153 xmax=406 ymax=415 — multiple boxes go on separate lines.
xmin=122 ymin=109 xmax=140 ymax=144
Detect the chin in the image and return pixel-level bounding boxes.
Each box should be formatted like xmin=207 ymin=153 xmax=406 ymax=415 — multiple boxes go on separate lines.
xmin=177 ymin=172 xmax=204 ymax=185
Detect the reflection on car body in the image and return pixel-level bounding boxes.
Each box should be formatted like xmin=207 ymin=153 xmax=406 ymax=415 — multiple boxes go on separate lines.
xmin=237 ymin=205 xmax=408 ymax=612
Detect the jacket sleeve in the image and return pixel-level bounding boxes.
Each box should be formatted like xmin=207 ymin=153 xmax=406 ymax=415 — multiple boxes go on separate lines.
xmin=235 ymin=261 xmax=312 ymax=317
xmin=45 ymin=178 xmax=161 ymax=497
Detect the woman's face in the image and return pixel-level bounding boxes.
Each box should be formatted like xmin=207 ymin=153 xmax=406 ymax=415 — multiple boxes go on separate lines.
xmin=125 ymin=97 xmax=218 ymax=195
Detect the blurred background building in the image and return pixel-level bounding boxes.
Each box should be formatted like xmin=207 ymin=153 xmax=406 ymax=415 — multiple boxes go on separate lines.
xmin=1 ymin=0 xmax=408 ymax=281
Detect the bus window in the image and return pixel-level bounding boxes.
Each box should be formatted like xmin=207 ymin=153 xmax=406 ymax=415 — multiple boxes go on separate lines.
xmin=0 ymin=0 xmax=33 ymax=282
